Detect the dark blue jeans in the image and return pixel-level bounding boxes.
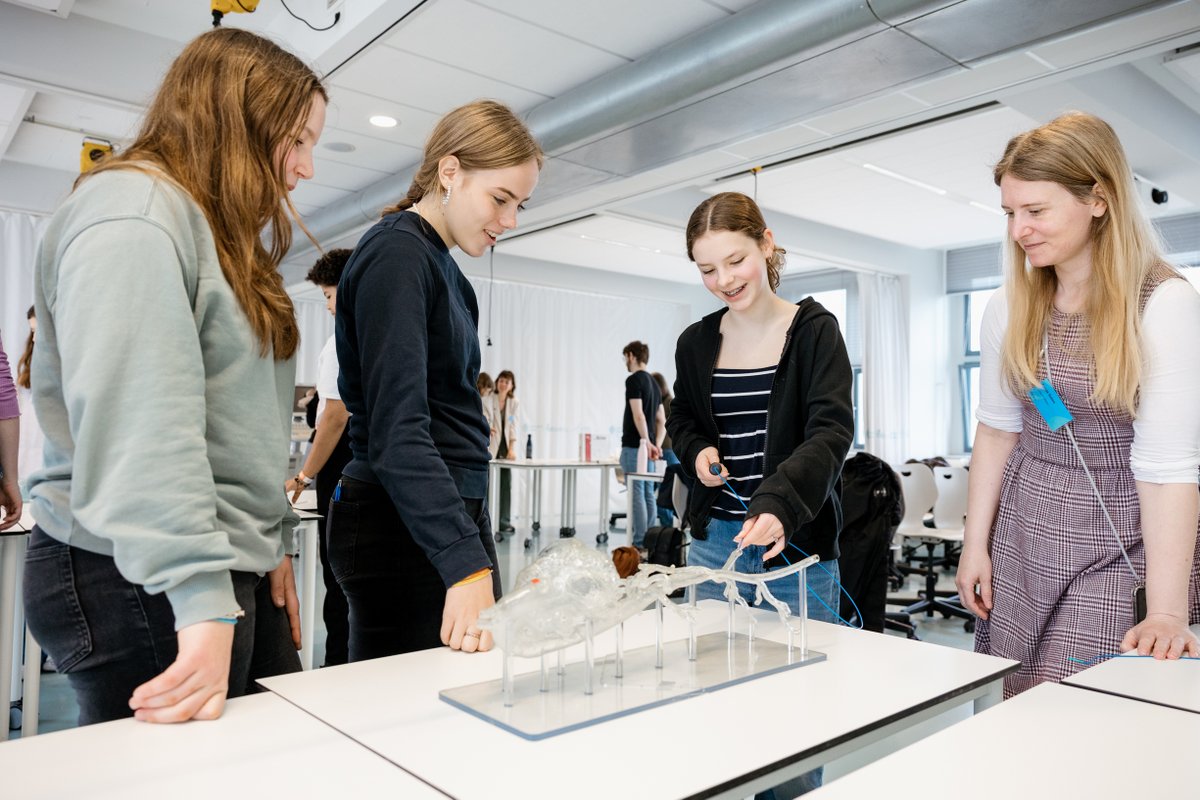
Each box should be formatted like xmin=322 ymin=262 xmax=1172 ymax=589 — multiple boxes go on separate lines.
xmin=315 ymin=434 xmax=352 ymax=666
xmin=23 ymin=526 xmax=301 ymax=727
xmin=656 ymin=448 xmax=681 ymax=527
xmin=327 ymin=477 xmax=501 ymax=661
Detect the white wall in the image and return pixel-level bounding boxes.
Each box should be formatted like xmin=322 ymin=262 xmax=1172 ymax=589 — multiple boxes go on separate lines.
xmin=291 ymin=250 xmax=709 ymax=524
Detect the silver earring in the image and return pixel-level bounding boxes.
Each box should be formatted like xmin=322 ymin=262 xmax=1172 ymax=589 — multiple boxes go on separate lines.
xmin=442 ymin=186 xmax=452 ymax=207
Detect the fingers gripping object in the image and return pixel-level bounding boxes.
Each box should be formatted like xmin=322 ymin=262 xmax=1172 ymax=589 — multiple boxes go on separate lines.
xmin=707 ymin=460 xmax=863 ymax=628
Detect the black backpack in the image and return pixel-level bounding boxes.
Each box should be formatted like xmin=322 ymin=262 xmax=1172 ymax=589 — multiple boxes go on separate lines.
xmin=643 ymin=525 xmax=686 ymax=568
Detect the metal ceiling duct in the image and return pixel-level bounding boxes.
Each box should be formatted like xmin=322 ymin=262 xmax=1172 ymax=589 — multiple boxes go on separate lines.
xmin=293 ymin=0 xmax=1173 ymax=253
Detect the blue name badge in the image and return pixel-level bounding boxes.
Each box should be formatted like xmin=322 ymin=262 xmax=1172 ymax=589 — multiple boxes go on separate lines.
xmin=1029 ymin=379 xmax=1073 ymax=431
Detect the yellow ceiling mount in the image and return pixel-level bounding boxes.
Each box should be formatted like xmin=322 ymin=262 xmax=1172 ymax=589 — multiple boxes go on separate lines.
xmin=212 ymin=0 xmax=260 ymax=28
xmin=80 ymin=137 xmax=113 ymax=174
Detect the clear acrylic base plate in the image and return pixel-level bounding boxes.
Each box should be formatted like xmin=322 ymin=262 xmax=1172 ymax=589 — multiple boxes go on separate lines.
xmin=439 ymin=632 xmax=826 ymax=740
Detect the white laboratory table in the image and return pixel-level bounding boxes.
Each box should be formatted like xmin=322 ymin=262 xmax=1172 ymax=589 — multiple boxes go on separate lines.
xmin=290 ymin=490 xmax=321 ymax=672
xmin=487 ymin=458 xmax=618 ymax=546
xmin=808 ymin=681 xmax=1200 ymax=798
xmin=0 ymin=690 xmax=449 ymax=799
xmin=1 ymin=508 xmax=38 ymax=741
xmin=260 ymin=600 xmax=1017 ymax=800
xmin=1060 ymin=622 xmax=1200 ymax=715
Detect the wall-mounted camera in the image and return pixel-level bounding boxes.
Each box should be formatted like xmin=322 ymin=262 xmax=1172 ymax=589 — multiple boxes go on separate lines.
xmin=1133 ymin=173 xmax=1170 ymax=208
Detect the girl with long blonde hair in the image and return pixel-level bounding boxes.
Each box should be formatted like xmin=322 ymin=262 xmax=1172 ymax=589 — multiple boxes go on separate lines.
xmin=24 ymin=28 xmax=327 ymax=725
xmin=957 ymin=112 xmax=1200 ymax=697
xmin=329 ymin=100 xmax=542 ymax=659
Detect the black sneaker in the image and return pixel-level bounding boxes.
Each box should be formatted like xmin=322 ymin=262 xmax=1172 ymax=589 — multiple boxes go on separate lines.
xmin=500 ymin=523 xmax=515 ymax=533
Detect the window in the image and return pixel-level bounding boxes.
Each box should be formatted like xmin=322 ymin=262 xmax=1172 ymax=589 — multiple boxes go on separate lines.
xmin=779 ymin=271 xmax=863 ymax=448
xmin=957 ymin=288 xmax=995 ymax=452
xmin=959 ymin=363 xmax=981 ymax=451
xmin=852 ymin=367 xmax=864 ymax=449
xmin=964 ymin=287 xmax=995 ymax=357
xmin=806 ymin=289 xmax=848 ymax=335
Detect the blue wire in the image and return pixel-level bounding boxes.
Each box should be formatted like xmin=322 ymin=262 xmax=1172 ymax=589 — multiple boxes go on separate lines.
xmin=1068 ymin=652 xmax=1200 ymax=667
xmin=714 ymin=469 xmax=864 ymax=629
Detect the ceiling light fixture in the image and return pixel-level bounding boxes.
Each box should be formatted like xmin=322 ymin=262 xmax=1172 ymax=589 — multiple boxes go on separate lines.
xmin=861 ymin=163 xmax=947 ymax=196
xmin=968 ymin=200 xmax=1005 ymax=216
xmin=369 ymin=115 xmax=398 ymax=128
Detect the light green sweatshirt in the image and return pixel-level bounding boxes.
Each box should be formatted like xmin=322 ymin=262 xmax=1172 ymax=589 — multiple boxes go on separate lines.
xmin=30 ymin=168 xmax=298 ymax=630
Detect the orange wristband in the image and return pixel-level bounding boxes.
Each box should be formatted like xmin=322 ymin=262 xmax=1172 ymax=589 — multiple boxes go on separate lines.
xmin=453 ymin=568 xmax=492 ymax=588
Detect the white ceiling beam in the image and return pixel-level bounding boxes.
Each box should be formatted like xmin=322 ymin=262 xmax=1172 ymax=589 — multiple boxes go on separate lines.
xmin=0 ymin=2 xmax=178 ymax=108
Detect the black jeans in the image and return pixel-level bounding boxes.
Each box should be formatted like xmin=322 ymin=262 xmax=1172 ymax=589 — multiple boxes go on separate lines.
xmin=23 ymin=526 xmax=301 ymax=727
xmin=316 ymin=431 xmax=353 ymax=666
xmin=327 ymin=477 xmax=501 ymax=661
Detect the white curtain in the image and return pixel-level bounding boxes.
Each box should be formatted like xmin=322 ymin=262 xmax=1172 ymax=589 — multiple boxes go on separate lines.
xmin=858 ymin=271 xmax=909 ymax=464
xmin=1 ymin=210 xmax=48 ymax=374
xmin=293 ymin=299 xmax=333 ymax=386
xmin=470 ymin=277 xmax=690 ymax=524
xmin=2 ymin=211 xmax=50 ymax=495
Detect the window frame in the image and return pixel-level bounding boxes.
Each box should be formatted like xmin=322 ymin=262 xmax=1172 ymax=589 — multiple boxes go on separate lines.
xmin=959 ymin=361 xmax=980 ymax=452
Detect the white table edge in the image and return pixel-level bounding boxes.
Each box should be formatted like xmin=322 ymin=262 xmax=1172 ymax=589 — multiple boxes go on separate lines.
xmin=693 ymin=664 xmax=1017 ymax=799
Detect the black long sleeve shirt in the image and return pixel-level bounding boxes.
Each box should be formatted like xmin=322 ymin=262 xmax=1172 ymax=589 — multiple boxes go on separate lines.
xmin=336 ymin=211 xmax=492 ymax=586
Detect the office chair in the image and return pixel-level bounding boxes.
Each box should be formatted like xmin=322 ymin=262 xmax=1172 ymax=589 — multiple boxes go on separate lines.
xmin=887 ymin=463 xmax=974 ymax=631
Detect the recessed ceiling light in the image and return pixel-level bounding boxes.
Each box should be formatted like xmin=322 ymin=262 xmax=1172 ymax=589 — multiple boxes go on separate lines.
xmin=370 ymin=115 xmax=398 ymax=128
xmin=324 ymin=141 xmax=356 ymax=153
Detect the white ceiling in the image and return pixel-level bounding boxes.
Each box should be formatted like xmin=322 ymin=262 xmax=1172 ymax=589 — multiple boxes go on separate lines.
xmin=2 ymin=0 xmax=1200 ymax=287
xmin=711 ymin=106 xmax=1042 ymax=250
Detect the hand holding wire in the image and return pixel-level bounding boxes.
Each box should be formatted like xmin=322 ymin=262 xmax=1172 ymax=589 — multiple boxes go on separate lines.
xmin=708 ymin=460 xmax=863 ymax=628
xmin=710 ymin=463 xmax=784 ymax=558
xmin=696 ymin=448 xmax=725 ymax=487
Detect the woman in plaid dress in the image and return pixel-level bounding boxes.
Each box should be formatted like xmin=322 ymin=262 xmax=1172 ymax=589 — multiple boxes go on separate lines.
xmin=956 ymin=112 xmax=1200 ymax=697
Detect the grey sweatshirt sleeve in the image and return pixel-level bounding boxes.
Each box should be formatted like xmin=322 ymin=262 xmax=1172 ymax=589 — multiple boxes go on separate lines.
xmin=51 ymin=218 xmax=238 ymax=629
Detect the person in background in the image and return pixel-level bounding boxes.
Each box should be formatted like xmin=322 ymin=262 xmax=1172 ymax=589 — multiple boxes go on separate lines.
xmin=477 ymin=372 xmax=495 ymax=400
xmin=478 ymin=371 xmax=496 ymax=448
xmin=16 ymin=306 xmax=45 ymax=498
xmin=486 ymin=369 xmax=521 ymax=533
xmin=957 ymin=112 xmax=1200 ymax=698
xmin=285 ymin=248 xmax=353 ymax=666
xmin=23 ymin=28 xmax=327 ymax=725
xmin=330 ymin=100 xmax=542 ymax=660
xmin=620 ymin=340 xmax=664 ymax=546
xmin=652 ymin=371 xmax=680 ymax=527
xmin=298 ymin=386 xmax=318 ymax=431
xmin=669 ymin=191 xmax=854 ymax=797
xmin=0 ymin=331 xmax=20 ymax=531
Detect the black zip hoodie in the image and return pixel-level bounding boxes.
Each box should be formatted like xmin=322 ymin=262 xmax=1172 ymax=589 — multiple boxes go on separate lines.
xmin=667 ymin=298 xmax=854 ymax=564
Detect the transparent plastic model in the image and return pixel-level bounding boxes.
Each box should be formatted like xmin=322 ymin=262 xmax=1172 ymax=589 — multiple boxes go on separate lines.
xmin=478 ymin=538 xmax=815 ymax=657
xmin=445 ymin=539 xmax=824 ymax=739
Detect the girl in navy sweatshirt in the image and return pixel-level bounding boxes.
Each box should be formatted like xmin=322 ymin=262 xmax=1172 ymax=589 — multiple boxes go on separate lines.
xmin=330 ymin=101 xmax=542 ymax=659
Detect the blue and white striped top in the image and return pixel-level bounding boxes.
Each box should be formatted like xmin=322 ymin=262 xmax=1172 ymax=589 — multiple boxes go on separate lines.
xmin=710 ymin=365 xmax=776 ymax=520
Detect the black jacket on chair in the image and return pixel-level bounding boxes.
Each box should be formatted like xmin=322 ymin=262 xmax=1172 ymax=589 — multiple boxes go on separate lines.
xmin=838 ymin=452 xmax=904 ymax=631
xmin=666 ymin=298 xmax=855 ymax=565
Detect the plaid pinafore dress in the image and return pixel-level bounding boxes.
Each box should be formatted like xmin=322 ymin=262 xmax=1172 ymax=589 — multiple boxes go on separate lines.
xmin=976 ymin=265 xmax=1200 ymax=698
